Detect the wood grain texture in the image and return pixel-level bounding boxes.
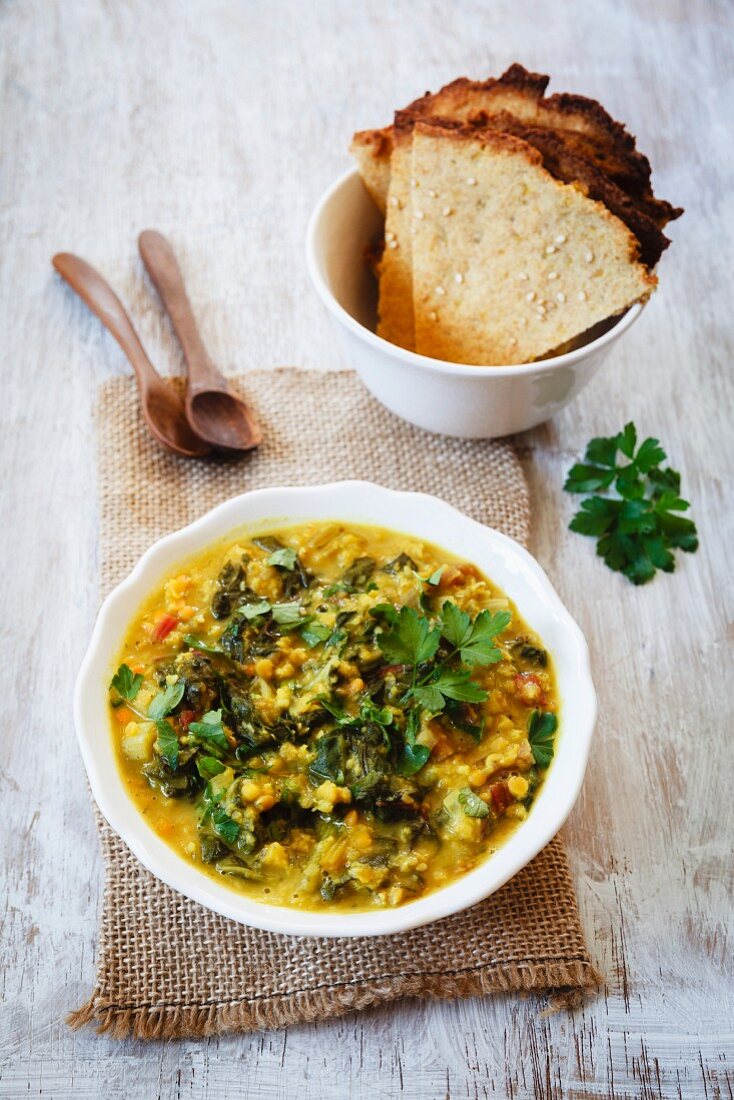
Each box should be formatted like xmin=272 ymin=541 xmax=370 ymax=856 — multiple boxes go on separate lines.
xmin=0 ymin=1 xmax=731 ymax=1097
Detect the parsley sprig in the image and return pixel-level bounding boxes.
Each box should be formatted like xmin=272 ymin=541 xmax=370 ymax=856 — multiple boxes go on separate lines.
xmin=377 ymin=602 xmax=510 ymax=710
xmin=374 ymin=600 xmax=511 ymax=774
xmin=564 ymin=422 xmax=698 ymax=585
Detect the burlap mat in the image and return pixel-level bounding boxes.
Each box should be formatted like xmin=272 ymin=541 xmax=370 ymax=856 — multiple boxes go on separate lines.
xmin=70 ymin=368 xmax=599 ymax=1039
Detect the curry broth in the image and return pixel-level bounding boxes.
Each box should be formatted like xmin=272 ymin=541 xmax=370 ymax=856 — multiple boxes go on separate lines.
xmin=110 ymin=522 xmax=558 ymax=912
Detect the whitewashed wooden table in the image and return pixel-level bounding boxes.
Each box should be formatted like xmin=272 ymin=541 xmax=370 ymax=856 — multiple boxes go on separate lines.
xmin=1 ymin=1 xmax=731 ymax=1096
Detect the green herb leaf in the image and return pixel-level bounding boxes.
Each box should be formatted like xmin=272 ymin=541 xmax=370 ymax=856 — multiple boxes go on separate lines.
xmin=211 ymin=806 xmax=240 ymax=844
xmin=458 ymin=787 xmax=490 ymax=818
xmin=459 ymin=608 xmax=511 ymax=665
xmin=317 ymin=696 xmax=393 ymax=730
xmin=241 ymin=599 xmax=272 ymax=620
xmin=439 ymin=602 xmax=509 ymax=665
xmin=188 ymin=709 xmax=228 ymax=752
xmin=271 ymin=603 xmax=309 ymax=627
xmin=148 ymin=679 xmax=185 ymax=721
xmin=369 ymin=603 xmax=399 ymax=626
xmin=299 ymin=621 xmax=332 ymax=648
xmin=413 ymin=668 xmax=487 ymax=713
xmin=439 ymin=601 xmax=472 ymax=648
xmin=377 ymin=606 xmax=440 ymax=667
xmin=110 ymin=663 xmax=143 ymax=702
xmin=155 ymin=718 xmax=179 ymax=769
xmin=196 ymin=755 xmax=226 ymax=779
xmin=267 ymin=547 xmax=298 ymax=570
xmin=634 ymin=436 xmax=666 ymax=472
xmin=397 ymin=742 xmax=430 ymax=776
xmin=528 ymin=709 xmax=557 ymax=768
xmin=585 ymin=434 xmax=619 ymax=468
xmin=565 ymin=424 xmax=698 ymax=584
xmin=359 ymin=700 xmax=393 ymax=727
xmin=396 ymin=710 xmax=430 ymax=776
xmin=563 ymin=462 xmax=617 ymax=494
xmin=617 ymin=421 xmax=637 ymax=459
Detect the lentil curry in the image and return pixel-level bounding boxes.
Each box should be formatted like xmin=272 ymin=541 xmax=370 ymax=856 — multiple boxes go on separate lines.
xmin=109 ymin=523 xmax=559 ymax=912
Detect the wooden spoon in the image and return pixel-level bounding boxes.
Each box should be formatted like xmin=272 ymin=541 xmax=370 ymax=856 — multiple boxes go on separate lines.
xmin=53 ymin=253 xmax=212 ymax=458
xmin=138 ymin=230 xmax=262 ymax=452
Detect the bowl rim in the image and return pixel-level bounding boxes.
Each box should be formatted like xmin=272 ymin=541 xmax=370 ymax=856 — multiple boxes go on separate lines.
xmin=75 ymin=481 xmax=597 ymax=938
xmin=306 ymin=166 xmax=644 ymax=377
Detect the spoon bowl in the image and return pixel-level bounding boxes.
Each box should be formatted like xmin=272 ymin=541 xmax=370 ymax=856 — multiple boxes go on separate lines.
xmin=188 ymin=390 xmax=263 ymax=451
xmin=138 ymin=230 xmax=262 ymax=453
xmin=53 ymin=253 xmax=211 ymax=459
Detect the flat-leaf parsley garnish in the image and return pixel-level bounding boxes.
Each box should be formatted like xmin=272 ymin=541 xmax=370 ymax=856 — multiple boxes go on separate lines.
xmin=528 ymin=710 xmax=557 ymax=768
xmin=374 ymin=599 xmax=512 ymax=770
xmin=564 ymin=422 xmax=698 ymax=584
xmin=458 ymin=787 xmax=490 ymax=818
xmin=110 ymin=663 xmax=143 ymax=702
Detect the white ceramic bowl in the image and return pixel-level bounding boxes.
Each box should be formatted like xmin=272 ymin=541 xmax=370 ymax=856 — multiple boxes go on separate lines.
xmin=75 ymin=481 xmax=596 ymax=937
xmin=306 ymin=168 xmax=644 ymax=439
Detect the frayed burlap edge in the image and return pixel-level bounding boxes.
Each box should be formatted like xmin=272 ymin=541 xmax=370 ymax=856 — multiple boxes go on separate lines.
xmin=68 ymin=958 xmax=599 ymax=1039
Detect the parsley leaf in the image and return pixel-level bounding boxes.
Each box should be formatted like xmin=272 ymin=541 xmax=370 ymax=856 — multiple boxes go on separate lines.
xmin=439 ymin=602 xmax=510 ymax=665
xmin=110 ymin=663 xmax=143 ymax=702
xmin=271 ymin=603 xmax=310 ymax=627
xmin=148 ymin=679 xmax=185 ymax=721
xmin=299 ymin=621 xmax=332 ymax=648
xmin=458 ymin=608 xmax=511 ymax=665
xmin=267 ymin=547 xmax=298 ymax=570
xmin=154 ymin=718 xmax=179 ymax=769
xmin=241 ymin=599 xmax=272 ymax=620
xmin=564 ymin=423 xmax=698 ymax=584
xmin=396 ymin=709 xmax=430 ymax=776
xmin=528 ymin=710 xmax=557 ymax=768
xmin=211 ymin=806 xmax=240 ymax=844
xmin=439 ymin=601 xmax=471 ymax=648
xmin=412 ymin=668 xmax=487 ymax=713
xmin=188 ymin=709 xmax=229 ymax=752
xmin=369 ymin=603 xmax=399 ymax=626
xmin=377 ymin=606 xmax=440 ymax=666
xmin=458 ymin=787 xmax=490 ymax=818
xmin=196 ymin=755 xmax=226 ymax=779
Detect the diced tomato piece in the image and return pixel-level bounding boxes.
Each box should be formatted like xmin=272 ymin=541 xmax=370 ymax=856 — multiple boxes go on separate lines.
xmin=152 ymin=613 xmax=178 ymax=642
xmin=178 ymin=710 xmax=196 ymax=731
xmin=437 ymin=563 xmax=481 ymax=591
xmin=490 ymin=783 xmax=512 ymax=814
xmin=514 ymin=672 xmax=545 ymax=706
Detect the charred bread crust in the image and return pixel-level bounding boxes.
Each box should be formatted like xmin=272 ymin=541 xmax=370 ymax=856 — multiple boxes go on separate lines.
xmin=350 ymin=64 xmax=681 ymax=228
xmin=468 ymin=111 xmax=671 ymax=264
xmin=350 ymin=64 xmax=550 ymax=173
xmin=412 ymin=118 xmax=660 ymax=277
xmin=511 ymin=131 xmax=671 ymax=264
xmin=350 ymin=125 xmax=391 ymax=157
xmin=405 ymin=63 xmax=550 ymax=116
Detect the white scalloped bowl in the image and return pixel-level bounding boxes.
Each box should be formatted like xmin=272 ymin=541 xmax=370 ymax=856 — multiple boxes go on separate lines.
xmin=75 ymin=482 xmax=596 ymax=938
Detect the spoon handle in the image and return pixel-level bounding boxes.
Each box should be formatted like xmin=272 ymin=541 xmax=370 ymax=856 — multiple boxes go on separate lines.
xmin=52 ymin=253 xmax=160 ymax=391
xmin=138 ymin=230 xmax=227 ymax=396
